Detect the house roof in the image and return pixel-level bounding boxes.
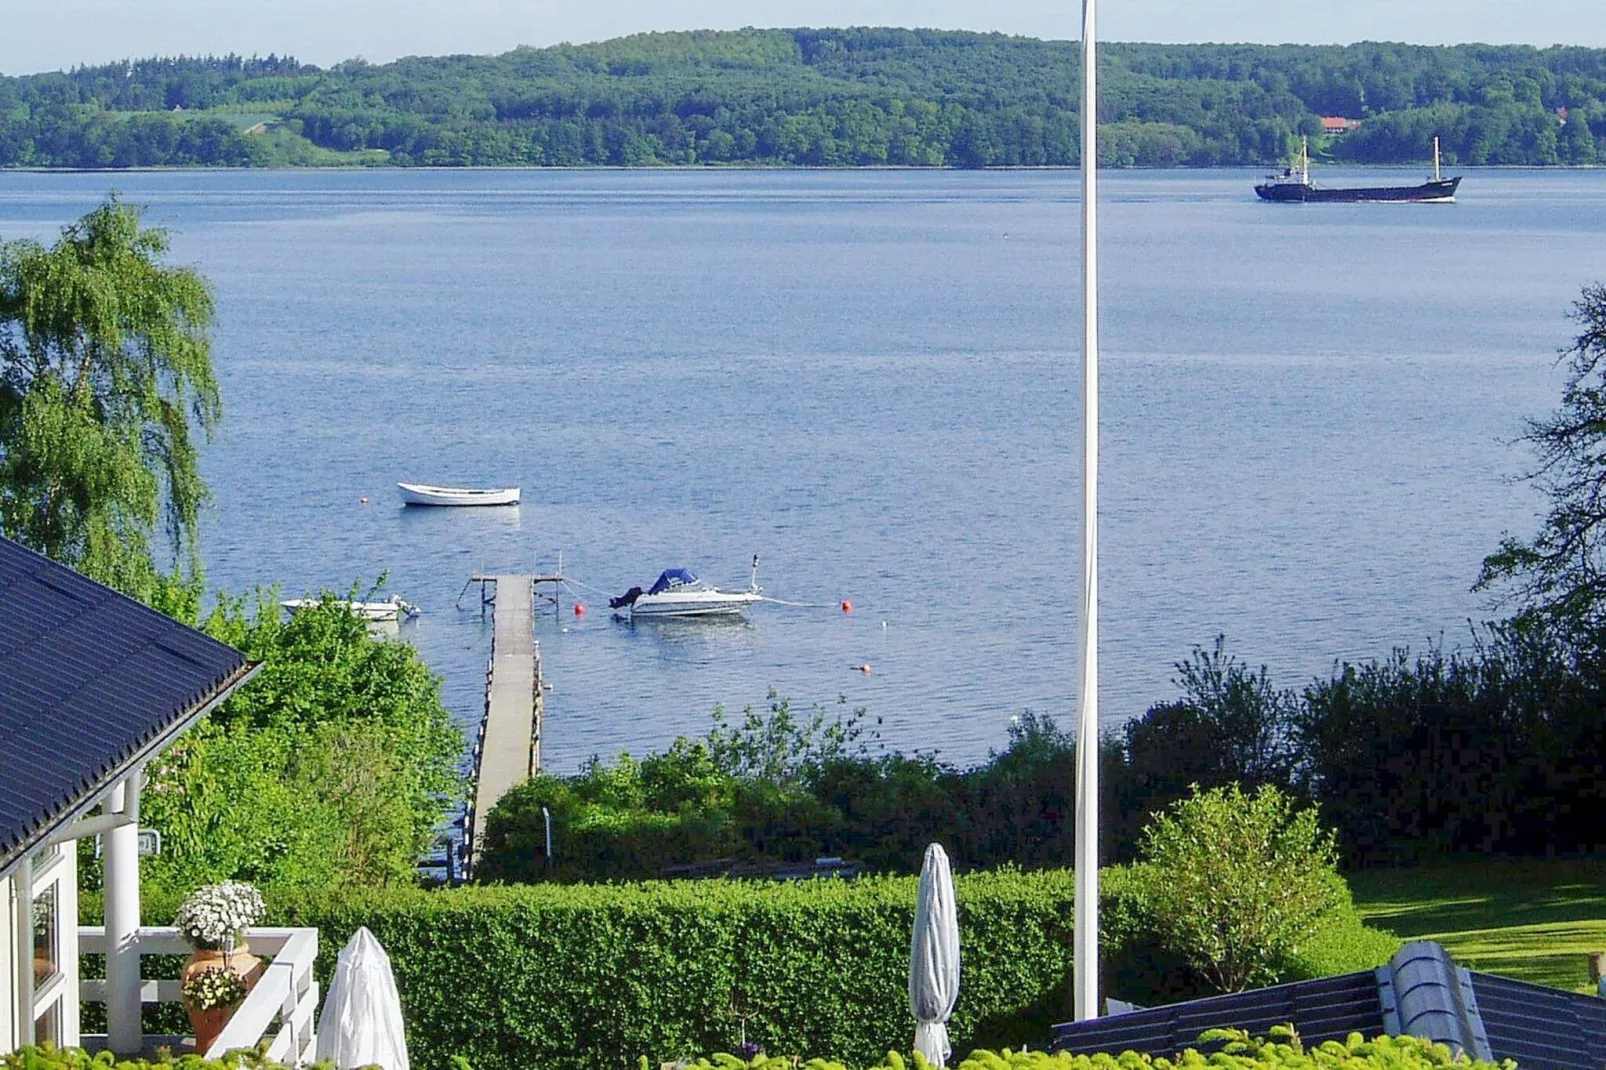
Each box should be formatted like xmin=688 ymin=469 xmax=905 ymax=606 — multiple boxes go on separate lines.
xmin=0 ymin=537 xmax=255 ymax=880
xmin=1052 ymin=942 xmax=1606 ymax=1070
xmin=1052 ymin=970 xmax=1384 ymax=1057
xmin=1470 ymin=970 xmax=1606 ymax=1069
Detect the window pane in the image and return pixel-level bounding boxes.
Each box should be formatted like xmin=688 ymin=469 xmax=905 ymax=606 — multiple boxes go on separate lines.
xmin=34 ymin=1000 xmax=60 ymax=1046
xmin=32 ymin=883 xmax=58 ymax=985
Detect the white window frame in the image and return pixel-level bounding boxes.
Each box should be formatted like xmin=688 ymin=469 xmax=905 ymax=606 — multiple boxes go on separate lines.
xmin=9 ymin=845 xmax=79 ymax=1052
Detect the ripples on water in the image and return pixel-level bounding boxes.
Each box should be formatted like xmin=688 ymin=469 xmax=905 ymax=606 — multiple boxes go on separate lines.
xmin=2 ymin=168 xmax=1601 ymax=769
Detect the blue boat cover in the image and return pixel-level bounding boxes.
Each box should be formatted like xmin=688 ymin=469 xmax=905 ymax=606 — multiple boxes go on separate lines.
xmin=649 ymin=569 xmax=697 ymax=595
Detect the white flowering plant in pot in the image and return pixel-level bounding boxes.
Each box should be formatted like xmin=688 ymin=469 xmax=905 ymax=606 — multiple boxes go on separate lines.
xmin=173 ymin=881 xmax=267 ymax=951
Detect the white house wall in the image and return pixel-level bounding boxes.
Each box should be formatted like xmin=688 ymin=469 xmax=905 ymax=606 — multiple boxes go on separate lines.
xmin=2 ymin=869 xmax=14 ymax=1054
xmin=2 ymin=847 xmax=80 ymax=1055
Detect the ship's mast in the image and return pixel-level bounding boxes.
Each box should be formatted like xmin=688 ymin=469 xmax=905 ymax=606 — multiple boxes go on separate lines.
xmin=1434 ymin=136 xmax=1442 ymax=182
xmin=1302 ymin=136 xmax=1310 ymax=184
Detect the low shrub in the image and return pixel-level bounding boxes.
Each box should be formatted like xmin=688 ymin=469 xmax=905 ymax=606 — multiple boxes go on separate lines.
xmin=2 ymin=1043 xmax=295 ymax=1070
xmin=478 ymin=708 xmax=1089 ymax=883
xmin=1101 ymin=861 xmax=1392 ymax=1007
xmin=0 ymin=1031 xmax=1514 ymax=1070
xmin=1135 ymin=785 xmax=1342 ymax=994
xmin=648 ymin=1028 xmax=1514 ymax=1070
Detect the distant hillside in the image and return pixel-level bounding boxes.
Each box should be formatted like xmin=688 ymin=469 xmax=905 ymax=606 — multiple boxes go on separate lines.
xmin=1 ymin=30 xmax=1603 ymax=168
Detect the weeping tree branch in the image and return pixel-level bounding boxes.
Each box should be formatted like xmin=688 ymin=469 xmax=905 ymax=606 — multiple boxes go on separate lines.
xmin=0 ymin=194 xmax=219 ymax=602
xmin=1477 ymin=282 xmax=1606 ymax=641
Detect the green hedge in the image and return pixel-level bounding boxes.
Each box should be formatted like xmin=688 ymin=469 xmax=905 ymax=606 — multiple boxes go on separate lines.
xmin=109 ymin=869 xmax=1392 ymax=1070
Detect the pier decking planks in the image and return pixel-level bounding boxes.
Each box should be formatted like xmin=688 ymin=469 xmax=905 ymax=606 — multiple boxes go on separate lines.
xmin=466 ymin=575 xmax=543 ymax=870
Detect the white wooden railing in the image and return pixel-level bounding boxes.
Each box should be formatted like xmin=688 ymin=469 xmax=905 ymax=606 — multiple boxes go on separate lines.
xmin=80 ymin=926 xmax=320 ymax=1064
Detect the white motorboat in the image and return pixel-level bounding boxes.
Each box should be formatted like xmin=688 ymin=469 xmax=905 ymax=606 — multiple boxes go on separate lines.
xmin=280 ymin=595 xmax=420 ymax=622
xmin=397 ymin=483 xmax=520 ymax=507
xmin=611 ymin=559 xmax=763 ymax=619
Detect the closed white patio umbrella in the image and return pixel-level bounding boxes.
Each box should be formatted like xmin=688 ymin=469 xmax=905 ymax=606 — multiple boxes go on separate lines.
xmin=909 ymin=843 xmax=960 ymax=1067
xmin=316 ymin=927 xmax=410 ymax=1070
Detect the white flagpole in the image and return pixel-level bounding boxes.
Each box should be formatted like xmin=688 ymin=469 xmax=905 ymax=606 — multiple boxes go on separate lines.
xmin=1072 ymin=0 xmax=1101 ymax=1025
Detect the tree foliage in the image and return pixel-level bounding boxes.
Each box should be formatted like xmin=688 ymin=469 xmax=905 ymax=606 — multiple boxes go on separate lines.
xmin=1135 ymin=784 xmax=1343 ymax=994
xmin=1478 ymin=283 xmax=1606 ymax=637
xmin=1111 ymin=638 xmax=1297 ymax=847
xmin=0 ymin=196 xmax=218 ymax=600
xmin=1 ymin=35 xmax=1604 ymax=168
xmin=131 ymin=591 xmax=466 ymax=894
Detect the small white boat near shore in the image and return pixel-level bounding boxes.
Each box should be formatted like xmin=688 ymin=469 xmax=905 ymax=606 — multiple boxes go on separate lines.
xmin=397 ymin=483 xmax=520 ymax=507
xmin=280 ymin=595 xmax=420 ymax=622
xmin=610 ymin=558 xmax=763 ymax=619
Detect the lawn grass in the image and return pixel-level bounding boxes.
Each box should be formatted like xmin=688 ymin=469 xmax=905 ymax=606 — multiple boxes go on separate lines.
xmin=1348 ymin=858 xmax=1606 ymax=993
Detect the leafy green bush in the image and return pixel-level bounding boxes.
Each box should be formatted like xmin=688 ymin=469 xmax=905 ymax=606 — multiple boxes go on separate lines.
xmin=479 ymin=706 xmax=1087 ymax=882
xmin=1132 ymin=785 xmax=1345 ymax=994
xmin=477 ymin=696 xmax=893 ymax=882
xmin=126 ymin=867 xmax=1392 ymax=1070
xmin=649 ymin=1028 xmax=1513 ymax=1070
xmin=2 ymin=1044 xmax=297 ymax=1070
xmin=123 ymin=591 xmax=465 ymax=894
xmin=0 ymin=1031 xmax=1514 ymax=1070
xmin=480 ymin=654 xmax=1308 ymax=885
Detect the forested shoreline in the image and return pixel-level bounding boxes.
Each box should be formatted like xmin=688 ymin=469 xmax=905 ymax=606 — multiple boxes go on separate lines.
xmin=2 ymin=29 xmax=1605 ymax=169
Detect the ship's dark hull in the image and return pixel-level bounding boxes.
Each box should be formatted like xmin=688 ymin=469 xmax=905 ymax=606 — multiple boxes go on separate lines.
xmin=1254 ymin=176 xmax=1461 ymax=203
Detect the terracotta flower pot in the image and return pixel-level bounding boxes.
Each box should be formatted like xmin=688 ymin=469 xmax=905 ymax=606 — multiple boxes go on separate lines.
xmin=181 ymin=941 xmax=264 ymax=1055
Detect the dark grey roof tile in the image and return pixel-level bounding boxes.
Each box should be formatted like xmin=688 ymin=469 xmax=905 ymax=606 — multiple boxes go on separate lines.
xmin=0 ymin=537 xmax=250 ymax=877
xmin=1470 ymin=971 xmax=1606 ymax=1070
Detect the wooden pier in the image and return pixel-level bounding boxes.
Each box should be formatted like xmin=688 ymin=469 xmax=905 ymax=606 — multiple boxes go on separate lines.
xmin=464 ymin=575 xmax=547 ymax=871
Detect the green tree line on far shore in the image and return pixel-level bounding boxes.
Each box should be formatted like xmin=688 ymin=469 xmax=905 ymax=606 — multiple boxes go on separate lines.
xmin=2 ymin=31 xmax=1605 ymax=169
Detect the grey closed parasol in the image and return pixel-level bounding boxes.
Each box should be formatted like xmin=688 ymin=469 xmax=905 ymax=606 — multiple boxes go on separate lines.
xmin=315 ymin=927 xmax=410 ymax=1070
xmin=909 ymin=843 xmax=960 ymax=1067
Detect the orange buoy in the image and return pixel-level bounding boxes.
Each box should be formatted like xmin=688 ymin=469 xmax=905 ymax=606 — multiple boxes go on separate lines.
xmin=841 ymin=600 xmax=854 ymax=613
xmin=574 ymin=603 xmax=586 ymax=616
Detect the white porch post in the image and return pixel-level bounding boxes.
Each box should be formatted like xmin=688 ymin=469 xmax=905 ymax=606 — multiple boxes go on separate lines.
xmin=103 ymin=778 xmax=142 ymax=1054
xmin=12 ymin=855 xmax=34 ymax=1048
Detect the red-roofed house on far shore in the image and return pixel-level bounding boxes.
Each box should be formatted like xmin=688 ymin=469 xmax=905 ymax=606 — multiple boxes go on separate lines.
xmin=1320 ymin=116 xmax=1362 ymax=135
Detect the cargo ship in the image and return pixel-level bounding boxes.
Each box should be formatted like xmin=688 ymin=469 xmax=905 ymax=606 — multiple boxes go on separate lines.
xmin=1255 ymin=136 xmax=1461 ymax=203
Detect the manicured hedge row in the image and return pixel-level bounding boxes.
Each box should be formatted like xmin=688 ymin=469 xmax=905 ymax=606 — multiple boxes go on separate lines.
xmin=272 ymin=871 xmax=1075 ymax=1070
xmin=114 ymin=869 xmax=1392 ymax=1070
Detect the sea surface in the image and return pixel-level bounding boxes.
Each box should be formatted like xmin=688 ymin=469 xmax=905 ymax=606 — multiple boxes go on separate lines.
xmin=2 ymin=167 xmax=1603 ymax=771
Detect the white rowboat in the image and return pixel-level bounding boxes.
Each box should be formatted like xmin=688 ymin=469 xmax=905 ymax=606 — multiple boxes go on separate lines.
xmin=397 ymin=483 xmax=520 ymax=507
xmin=280 ymin=596 xmax=420 ymax=622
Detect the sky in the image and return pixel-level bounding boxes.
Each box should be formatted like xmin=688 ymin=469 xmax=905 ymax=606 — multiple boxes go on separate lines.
xmin=3 ymin=0 xmax=1605 ymax=75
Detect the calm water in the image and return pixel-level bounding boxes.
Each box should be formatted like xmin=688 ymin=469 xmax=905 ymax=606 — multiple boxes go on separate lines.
xmin=2 ymin=167 xmax=1602 ymax=770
